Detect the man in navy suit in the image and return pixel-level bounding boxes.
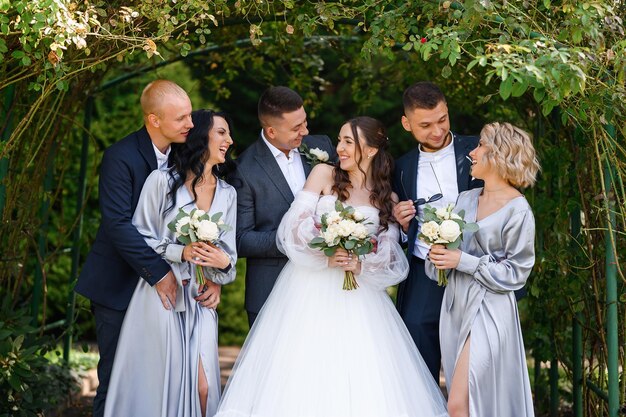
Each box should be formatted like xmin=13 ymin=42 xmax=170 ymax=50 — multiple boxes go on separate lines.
xmin=75 ymin=80 xmax=197 ymax=417
xmin=228 ymin=86 xmax=336 ymax=327
xmin=393 ymin=82 xmax=482 ymax=382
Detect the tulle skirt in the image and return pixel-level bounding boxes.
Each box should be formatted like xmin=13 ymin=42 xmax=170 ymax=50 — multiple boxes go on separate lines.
xmin=216 ymin=261 xmax=448 ymax=417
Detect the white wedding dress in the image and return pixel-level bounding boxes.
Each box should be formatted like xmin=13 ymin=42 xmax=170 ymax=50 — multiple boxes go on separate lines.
xmin=216 ymin=191 xmax=448 ymax=417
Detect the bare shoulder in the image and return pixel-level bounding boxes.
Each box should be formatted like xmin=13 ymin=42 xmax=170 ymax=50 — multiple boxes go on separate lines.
xmin=303 ymin=163 xmax=334 ymax=195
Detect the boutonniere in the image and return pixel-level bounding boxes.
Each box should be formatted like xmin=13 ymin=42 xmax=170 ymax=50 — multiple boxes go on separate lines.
xmin=299 ymin=143 xmax=330 ymax=167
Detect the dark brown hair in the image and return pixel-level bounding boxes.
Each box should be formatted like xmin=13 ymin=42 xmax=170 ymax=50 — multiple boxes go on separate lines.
xmin=257 ymin=86 xmax=303 ymax=127
xmin=332 ymin=116 xmax=395 ymax=230
xmin=402 ymin=81 xmax=446 ymax=112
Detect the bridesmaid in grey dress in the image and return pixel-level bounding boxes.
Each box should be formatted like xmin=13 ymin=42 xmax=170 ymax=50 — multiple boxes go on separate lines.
xmin=104 ymin=110 xmax=237 ymax=417
xmin=426 ymin=122 xmax=540 ymax=417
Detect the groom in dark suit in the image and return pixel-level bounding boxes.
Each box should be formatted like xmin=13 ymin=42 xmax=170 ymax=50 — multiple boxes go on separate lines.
xmin=229 ymin=86 xmax=336 ymax=327
xmin=393 ymin=82 xmax=482 ymax=382
xmin=75 ymin=80 xmax=200 ymax=417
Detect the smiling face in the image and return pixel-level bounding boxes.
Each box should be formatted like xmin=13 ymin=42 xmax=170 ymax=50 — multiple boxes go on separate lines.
xmin=206 ymin=116 xmax=233 ymax=165
xmin=468 ymin=138 xmax=491 ymax=179
xmin=336 ymin=122 xmax=376 ymax=173
xmin=401 ymin=100 xmax=451 ymax=152
xmin=149 ymin=95 xmax=194 ymax=145
xmin=264 ymin=106 xmax=309 ymax=153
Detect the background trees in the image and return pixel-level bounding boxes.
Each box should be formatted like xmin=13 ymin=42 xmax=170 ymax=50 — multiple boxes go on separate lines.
xmin=1 ymin=1 xmax=624 ymax=415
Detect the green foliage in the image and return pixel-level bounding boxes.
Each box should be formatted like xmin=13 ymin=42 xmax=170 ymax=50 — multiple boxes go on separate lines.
xmin=0 ymin=298 xmax=80 ymax=416
xmin=1 ymin=1 xmax=625 ymax=414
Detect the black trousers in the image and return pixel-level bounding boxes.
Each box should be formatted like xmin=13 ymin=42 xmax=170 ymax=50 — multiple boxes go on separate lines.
xmin=396 ymin=256 xmax=445 ymax=382
xmin=91 ymin=302 xmax=126 ymax=417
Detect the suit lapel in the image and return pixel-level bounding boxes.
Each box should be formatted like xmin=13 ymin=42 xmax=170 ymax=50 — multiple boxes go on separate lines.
xmin=137 ymin=127 xmax=158 ymax=171
xmin=454 ymin=134 xmax=473 ymax=192
xmin=300 ymin=151 xmax=312 ymax=177
xmin=253 ymin=138 xmax=294 ymax=203
xmin=402 ymin=148 xmax=420 ymax=249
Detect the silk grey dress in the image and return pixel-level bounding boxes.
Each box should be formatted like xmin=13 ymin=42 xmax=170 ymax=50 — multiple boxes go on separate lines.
xmin=426 ymin=188 xmax=535 ymax=417
xmin=104 ymin=170 xmax=237 ymax=417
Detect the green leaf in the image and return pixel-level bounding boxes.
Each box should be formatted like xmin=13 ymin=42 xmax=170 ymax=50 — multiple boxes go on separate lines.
xmin=464 ymin=222 xmax=479 ymax=232
xmin=446 ymin=239 xmax=461 ymax=250
xmin=344 ymin=240 xmax=356 ymax=250
xmin=324 ymin=247 xmax=337 ymax=257
xmin=441 ymin=65 xmax=452 ymax=78
xmin=499 ymin=77 xmax=513 ymax=100
xmin=211 ymin=212 xmax=223 ymax=222
xmin=310 ymin=237 xmax=326 ymax=245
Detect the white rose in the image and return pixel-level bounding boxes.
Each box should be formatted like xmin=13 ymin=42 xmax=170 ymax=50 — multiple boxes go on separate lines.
xmin=449 ymin=212 xmax=462 ymax=220
xmin=322 ymin=227 xmax=339 ymax=246
xmin=195 ymin=220 xmax=220 ymax=242
xmin=175 ymin=217 xmax=190 ymax=237
xmin=351 ymin=223 xmax=369 ymax=240
xmin=325 ymin=211 xmax=342 ymax=225
xmin=435 ymin=207 xmax=450 ymax=220
xmin=310 ymin=148 xmax=329 ymax=162
xmin=352 ymin=210 xmax=365 ymax=221
xmin=439 ymin=219 xmax=462 ymax=242
xmin=192 ymin=209 xmax=206 ymax=221
xmin=421 ymin=221 xmax=440 ymax=241
xmin=337 ymin=219 xmax=356 ymax=237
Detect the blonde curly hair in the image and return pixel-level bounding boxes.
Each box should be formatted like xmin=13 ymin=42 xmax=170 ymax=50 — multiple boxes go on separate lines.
xmin=480 ymin=122 xmax=540 ymax=188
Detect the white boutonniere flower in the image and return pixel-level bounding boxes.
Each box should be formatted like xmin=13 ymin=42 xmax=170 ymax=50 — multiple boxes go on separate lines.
xmin=299 ymin=143 xmax=330 ymax=167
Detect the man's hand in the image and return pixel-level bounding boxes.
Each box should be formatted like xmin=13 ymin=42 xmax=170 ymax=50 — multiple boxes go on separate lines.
xmin=195 ymin=280 xmax=222 ymax=309
xmin=393 ymin=200 xmax=416 ymax=233
xmin=155 ymin=270 xmax=177 ymax=310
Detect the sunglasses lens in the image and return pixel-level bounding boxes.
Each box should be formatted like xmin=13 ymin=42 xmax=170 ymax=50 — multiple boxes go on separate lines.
xmin=428 ymin=194 xmax=443 ymax=203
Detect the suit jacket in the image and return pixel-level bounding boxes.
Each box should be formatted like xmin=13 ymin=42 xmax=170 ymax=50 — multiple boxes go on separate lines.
xmin=75 ymin=127 xmax=171 ymax=310
xmin=393 ymin=134 xmax=482 ymax=257
xmin=228 ymin=134 xmax=336 ymax=314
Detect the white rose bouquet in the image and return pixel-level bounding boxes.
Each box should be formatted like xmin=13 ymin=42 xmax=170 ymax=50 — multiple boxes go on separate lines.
xmin=167 ymin=208 xmax=232 ymax=285
xmin=418 ymin=203 xmax=479 ymax=286
xmin=308 ymin=200 xmax=376 ymax=290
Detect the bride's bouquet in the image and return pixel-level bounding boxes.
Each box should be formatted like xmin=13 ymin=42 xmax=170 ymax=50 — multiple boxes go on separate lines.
xmin=418 ymin=203 xmax=479 ymax=286
xmin=308 ymin=200 xmax=375 ymax=290
xmin=167 ymin=208 xmax=232 ymax=286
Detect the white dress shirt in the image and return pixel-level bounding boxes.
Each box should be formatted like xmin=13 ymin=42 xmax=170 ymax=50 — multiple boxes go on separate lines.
xmin=152 ymin=143 xmax=171 ymax=171
xmin=261 ymin=130 xmax=307 ymax=196
xmin=413 ymin=134 xmax=459 ymax=259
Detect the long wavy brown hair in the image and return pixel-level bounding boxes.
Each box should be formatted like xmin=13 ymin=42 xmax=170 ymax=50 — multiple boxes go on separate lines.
xmin=332 ymin=116 xmax=395 ymax=230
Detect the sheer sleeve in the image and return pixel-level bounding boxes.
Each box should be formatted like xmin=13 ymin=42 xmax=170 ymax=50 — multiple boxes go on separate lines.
xmin=455 ymin=209 xmax=535 ymax=293
xmin=357 ymin=223 xmax=410 ymax=290
xmin=276 ymin=190 xmax=329 ymax=270
xmin=202 ymin=185 xmax=237 ymax=285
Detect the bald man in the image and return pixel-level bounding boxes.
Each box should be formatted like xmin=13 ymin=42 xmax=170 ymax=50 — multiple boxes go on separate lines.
xmin=75 ymin=80 xmax=193 ymax=417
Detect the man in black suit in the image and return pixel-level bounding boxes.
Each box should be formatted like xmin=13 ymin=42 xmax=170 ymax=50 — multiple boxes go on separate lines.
xmin=229 ymin=86 xmax=336 ymax=327
xmin=75 ymin=80 xmax=202 ymax=417
xmin=393 ymin=82 xmax=481 ymax=382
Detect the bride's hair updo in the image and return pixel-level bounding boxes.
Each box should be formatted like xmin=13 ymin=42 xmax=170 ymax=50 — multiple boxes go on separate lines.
xmin=332 ymin=116 xmax=395 ymax=230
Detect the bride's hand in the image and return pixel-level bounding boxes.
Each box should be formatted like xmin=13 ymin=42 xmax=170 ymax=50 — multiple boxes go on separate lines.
xmin=328 ymin=248 xmax=362 ymax=274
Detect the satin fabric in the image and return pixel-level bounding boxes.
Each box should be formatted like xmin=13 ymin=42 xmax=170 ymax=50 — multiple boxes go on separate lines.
xmin=104 ymin=170 xmax=237 ymax=417
xmin=426 ymin=188 xmax=535 ymax=417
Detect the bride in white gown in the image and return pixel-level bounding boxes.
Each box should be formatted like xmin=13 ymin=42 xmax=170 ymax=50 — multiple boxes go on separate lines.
xmin=216 ymin=117 xmax=448 ymax=417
